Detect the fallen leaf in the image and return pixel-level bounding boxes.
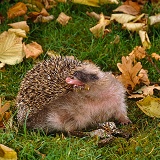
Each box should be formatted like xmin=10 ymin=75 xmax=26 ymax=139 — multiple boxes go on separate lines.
xmin=8 ymin=21 xmax=30 ymax=33
xmin=0 ymin=31 xmax=25 ymax=65
xmin=56 ymin=12 xmax=72 ymax=26
xmin=0 ymin=63 xmax=5 ymax=69
xmin=71 ymin=0 xmax=119 ymax=7
xmin=129 ymin=46 xmax=146 ymax=60
xmin=8 ymin=28 xmax=27 ymax=38
xmin=138 ymin=69 xmax=150 ymax=85
xmin=136 ymin=96 xmax=160 ymax=118
xmin=110 ymin=14 xmax=136 ymax=24
xmin=152 ymin=53 xmax=160 ymax=60
xmin=0 ymin=144 xmax=17 ymax=160
xmin=113 ymin=5 xmax=139 ymax=15
xmin=139 ymin=30 xmax=151 ymax=49
xmin=149 ymin=14 xmax=160 ymax=25
xmin=34 ymin=15 xmax=54 ymax=23
xmin=110 ymin=35 xmax=120 ymax=44
xmin=7 ymin=2 xmax=27 ymax=19
xmin=117 ymin=55 xmax=142 ymax=91
xmin=23 ymin=42 xmax=43 ymax=59
xmin=122 ymin=22 xmax=146 ymax=32
xmin=86 ymin=11 xmax=101 ymax=20
xmin=124 ymin=0 xmax=141 ymax=13
xmin=90 ymin=13 xmax=110 ymax=38
xmin=40 ymin=8 xmax=50 ymax=16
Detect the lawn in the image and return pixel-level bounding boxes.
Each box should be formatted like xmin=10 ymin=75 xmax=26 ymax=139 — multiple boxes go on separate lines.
xmin=0 ymin=0 xmax=160 ymax=159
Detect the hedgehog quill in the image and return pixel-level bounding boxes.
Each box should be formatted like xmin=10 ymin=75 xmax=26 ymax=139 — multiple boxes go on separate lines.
xmin=16 ymin=56 xmax=131 ymax=133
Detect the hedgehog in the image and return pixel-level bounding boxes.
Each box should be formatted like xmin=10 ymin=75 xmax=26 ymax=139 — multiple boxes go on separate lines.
xmin=16 ymin=56 xmax=131 ymax=133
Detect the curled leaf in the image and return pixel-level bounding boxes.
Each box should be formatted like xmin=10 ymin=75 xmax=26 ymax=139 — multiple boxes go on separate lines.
xmin=138 ymin=69 xmax=150 ymax=85
xmin=110 ymin=14 xmax=136 ymax=24
xmin=56 ymin=12 xmax=72 ymax=26
xmin=122 ymin=23 xmax=146 ymax=32
xmin=8 ymin=21 xmax=30 ymax=33
xmin=7 ymin=2 xmax=27 ymax=19
xmin=136 ymin=96 xmax=160 ymax=118
xmin=34 ymin=15 xmax=54 ymax=23
xmin=149 ymin=14 xmax=160 ymax=25
xmin=8 ymin=28 xmax=27 ymax=38
xmin=139 ymin=30 xmax=151 ymax=49
xmin=90 ymin=13 xmax=110 ymax=38
xmin=23 ymin=42 xmax=43 ymax=59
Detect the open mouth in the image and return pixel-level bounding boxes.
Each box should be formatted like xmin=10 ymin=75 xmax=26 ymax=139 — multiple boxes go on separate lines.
xmin=65 ymin=77 xmax=84 ymax=87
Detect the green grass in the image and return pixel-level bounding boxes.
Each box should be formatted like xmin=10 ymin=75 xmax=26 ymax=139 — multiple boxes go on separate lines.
xmin=0 ymin=1 xmax=160 ymax=160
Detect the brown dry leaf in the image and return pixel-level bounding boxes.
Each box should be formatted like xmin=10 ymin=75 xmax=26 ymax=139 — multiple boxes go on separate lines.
xmin=0 ymin=144 xmax=17 ymax=160
xmin=138 ymin=69 xmax=150 ymax=85
xmin=124 ymin=0 xmax=141 ymax=13
xmin=0 ymin=99 xmax=11 ymax=128
xmin=86 ymin=11 xmax=110 ymax=20
xmin=122 ymin=22 xmax=146 ymax=32
xmin=90 ymin=13 xmax=110 ymax=38
xmin=71 ymin=0 xmax=118 ymax=7
xmin=110 ymin=14 xmax=136 ymax=24
xmin=7 ymin=2 xmax=27 ymax=19
xmin=139 ymin=30 xmax=151 ymax=49
xmin=152 ymin=53 xmax=160 ymax=60
xmin=40 ymin=8 xmax=50 ymax=16
xmin=43 ymin=0 xmax=57 ymax=9
xmin=0 ymin=63 xmax=5 ymax=69
xmin=149 ymin=14 xmax=160 ymax=25
xmin=136 ymin=96 xmax=160 ymax=118
xmin=129 ymin=46 xmax=146 ymax=60
xmin=0 ymin=31 xmax=25 ymax=65
xmin=34 ymin=15 xmax=54 ymax=23
xmin=8 ymin=21 xmax=30 ymax=33
xmin=23 ymin=42 xmax=43 ymax=59
xmin=117 ymin=55 xmax=142 ymax=90
xmin=113 ymin=5 xmax=139 ymax=15
xmin=56 ymin=12 xmax=72 ymax=26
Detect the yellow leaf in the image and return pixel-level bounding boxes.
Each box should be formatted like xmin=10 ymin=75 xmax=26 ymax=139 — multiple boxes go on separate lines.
xmin=0 ymin=31 xmax=25 ymax=65
xmin=8 ymin=21 xmax=30 ymax=33
xmin=7 ymin=2 xmax=27 ymax=19
xmin=56 ymin=12 xmax=72 ymax=26
xmin=110 ymin=14 xmax=136 ymax=24
xmin=139 ymin=30 xmax=151 ymax=49
xmin=0 ymin=144 xmax=17 ymax=160
xmin=23 ymin=42 xmax=43 ymax=59
xmin=71 ymin=0 xmax=118 ymax=7
xmin=122 ymin=23 xmax=146 ymax=32
xmin=8 ymin=28 xmax=27 ymax=38
xmin=90 ymin=13 xmax=110 ymax=38
xmin=149 ymin=14 xmax=160 ymax=25
xmin=136 ymin=96 xmax=160 ymax=118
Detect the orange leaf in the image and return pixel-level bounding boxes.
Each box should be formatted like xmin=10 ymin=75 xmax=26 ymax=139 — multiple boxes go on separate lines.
xmin=23 ymin=42 xmax=43 ymax=59
xmin=7 ymin=2 xmax=27 ymax=19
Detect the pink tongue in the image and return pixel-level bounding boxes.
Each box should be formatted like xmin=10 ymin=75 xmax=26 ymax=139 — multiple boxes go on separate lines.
xmin=65 ymin=77 xmax=84 ymax=86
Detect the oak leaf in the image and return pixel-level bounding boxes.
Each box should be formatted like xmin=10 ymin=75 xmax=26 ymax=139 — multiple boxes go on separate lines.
xmin=136 ymin=96 xmax=160 ymax=118
xmin=117 ymin=55 xmax=142 ymax=91
xmin=23 ymin=42 xmax=43 ymax=59
xmin=7 ymin=2 xmax=27 ymax=19
xmin=56 ymin=12 xmax=72 ymax=26
xmin=129 ymin=46 xmax=146 ymax=60
xmin=151 ymin=53 xmax=160 ymax=60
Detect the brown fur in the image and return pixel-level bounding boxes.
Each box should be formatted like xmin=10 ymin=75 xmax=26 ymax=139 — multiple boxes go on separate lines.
xmin=16 ymin=57 xmax=131 ymax=132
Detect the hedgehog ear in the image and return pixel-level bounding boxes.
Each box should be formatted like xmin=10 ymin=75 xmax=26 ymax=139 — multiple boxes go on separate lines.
xmin=65 ymin=77 xmax=84 ymax=86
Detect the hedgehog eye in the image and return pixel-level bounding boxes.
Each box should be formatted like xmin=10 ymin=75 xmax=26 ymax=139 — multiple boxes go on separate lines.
xmin=90 ymin=74 xmax=99 ymax=81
